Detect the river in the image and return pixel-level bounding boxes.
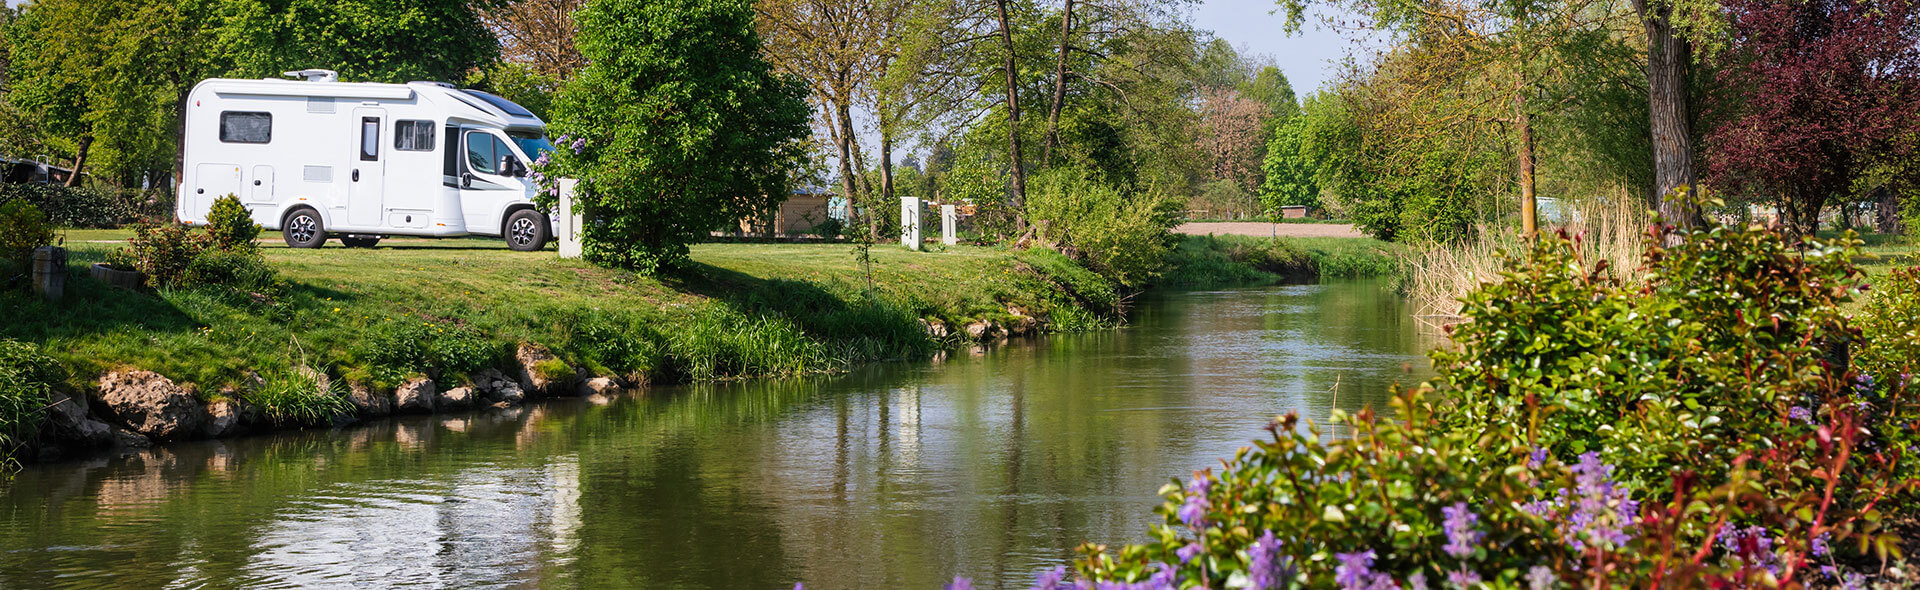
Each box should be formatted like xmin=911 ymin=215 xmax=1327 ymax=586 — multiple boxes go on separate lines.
xmin=0 ymin=279 xmax=1433 ymax=589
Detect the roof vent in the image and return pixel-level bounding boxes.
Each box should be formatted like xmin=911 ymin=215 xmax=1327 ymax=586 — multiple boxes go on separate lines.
xmin=282 ymin=69 xmax=338 ymax=83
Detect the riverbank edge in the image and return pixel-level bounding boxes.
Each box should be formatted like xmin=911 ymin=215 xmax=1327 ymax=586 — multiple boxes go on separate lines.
xmin=19 ymin=306 xmax=1063 ymax=467
xmin=1156 ymin=234 xmax=1410 ymax=288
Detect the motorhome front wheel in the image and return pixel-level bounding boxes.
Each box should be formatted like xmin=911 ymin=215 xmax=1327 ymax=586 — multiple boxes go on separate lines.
xmin=505 ymin=209 xmax=550 ymax=252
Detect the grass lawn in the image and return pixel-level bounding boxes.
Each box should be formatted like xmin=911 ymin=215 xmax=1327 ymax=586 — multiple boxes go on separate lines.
xmin=5 ymin=229 xmax=1109 ymax=394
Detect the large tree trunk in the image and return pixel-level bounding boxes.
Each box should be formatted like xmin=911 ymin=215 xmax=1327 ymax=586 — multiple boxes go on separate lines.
xmin=1517 ymin=91 xmax=1537 ymax=238
xmin=880 ymin=125 xmax=896 ymax=204
xmin=1041 ymin=0 xmax=1073 ymax=168
xmin=66 ymin=135 xmax=93 ymax=187
xmin=994 ymin=0 xmax=1028 ymax=232
xmin=1782 ymin=191 xmax=1826 ymax=238
xmin=1637 ymin=0 xmax=1700 ymax=229
xmin=830 ymin=100 xmax=865 ymax=238
xmin=1877 ymin=186 xmax=1903 ymax=235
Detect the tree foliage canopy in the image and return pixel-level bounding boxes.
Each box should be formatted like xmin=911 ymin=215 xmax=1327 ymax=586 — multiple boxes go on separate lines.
xmin=546 ymin=0 xmax=812 ymax=273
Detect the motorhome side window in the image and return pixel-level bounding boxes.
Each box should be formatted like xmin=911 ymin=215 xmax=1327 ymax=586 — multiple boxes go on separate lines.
xmin=359 ymin=117 xmax=380 ymax=161
xmin=394 ymin=120 xmax=434 ymax=151
xmin=219 ymin=112 xmax=272 ymax=144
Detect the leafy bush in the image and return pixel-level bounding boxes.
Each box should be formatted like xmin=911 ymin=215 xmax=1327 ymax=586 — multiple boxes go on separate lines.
xmin=360 ymin=318 xmax=497 ymax=385
xmin=1431 ymin=224 xmax=1888 ymax=496
xmin=108 ymin=222 xmax=208 ymax=287
xmin=0 ymin=184 xmax=143 ymax=228
xmin=1041 ymin=221 xmax=1916 ymax=589
xmin=246 ymin=368 xmax=353 ymax=426
xmin=0 ymin=200 xmax=55 ymax=270
xmin=1057 ymin=386 xmax=1905 ymax=589
xmin=1025 ymin=167 xmax=1184 ymax=289
xmin=204 ymin=194 xmax=261 ymax=250
xmin=1857 ymin=265 xmax=1920 ymax=381
xmin=0 ymin=339 xmax=58 ymax=474
xmin=109 ymin=199 xmax=277 ymax=291
xmin=183 ymin=248 xmax=282 ymax=293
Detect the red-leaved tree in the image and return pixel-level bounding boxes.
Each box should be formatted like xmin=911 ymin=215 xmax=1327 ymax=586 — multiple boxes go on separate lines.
xmin=1705 ymin=0 xmax=1920 ymax=236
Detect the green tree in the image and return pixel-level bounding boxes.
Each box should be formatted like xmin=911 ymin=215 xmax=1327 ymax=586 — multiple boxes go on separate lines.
xmin=547 ymin=0 xmax=811 ymax=273
xmin=1239 ymin=65 xmax=1300 ymax=124
xmin=214 ymin=0 xmax=495 ymax=83
xmin=1258 ymin=115 xmax=1317 ymax=213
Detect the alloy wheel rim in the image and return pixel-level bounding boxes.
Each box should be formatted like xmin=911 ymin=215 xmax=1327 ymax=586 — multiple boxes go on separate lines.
xmin=510 ymin=218 xmax=535 ymax=245
xmin=290 ymin=216 xmax=316 ymax=243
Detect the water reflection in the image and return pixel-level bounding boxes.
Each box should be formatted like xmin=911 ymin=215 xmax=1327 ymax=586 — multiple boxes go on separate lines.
xmin=0 ymin=280 xmax=1433 ymax=589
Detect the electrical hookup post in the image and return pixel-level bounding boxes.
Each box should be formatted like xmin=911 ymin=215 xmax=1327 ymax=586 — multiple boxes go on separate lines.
xmin=557 ymin=178 xmax=583 ymax=259
xmin=900 ymin=196 xmax=923 ymax=251
xmin=940 ymin=204 xmax=958 ymax=246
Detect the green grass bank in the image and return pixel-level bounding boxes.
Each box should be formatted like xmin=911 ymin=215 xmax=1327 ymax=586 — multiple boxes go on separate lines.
xmin=1157 ymin=234 xmax=1408 ymax=287
xmin=3 ymin=230 xmax=1120 ymax=398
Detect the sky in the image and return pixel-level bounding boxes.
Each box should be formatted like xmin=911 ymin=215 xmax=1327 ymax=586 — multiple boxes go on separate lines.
xmin=1189 ymin=0 xmax=1371 ymax=95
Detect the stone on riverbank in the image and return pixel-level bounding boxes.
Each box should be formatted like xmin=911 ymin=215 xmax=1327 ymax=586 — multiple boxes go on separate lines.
xmin=202 ymin=399 xmax=246 ymax=438
xmin=110 ymin=426 xmax=152 ymax=449
xmin=513 ymin=343 xmax=566 ymax=397
xmin=576 ymin=377 xmax=620 ymax=397
xmin=437 ymin=386 xmax=475 ymax=411
xmin=347 ymin=382 xmax=393 ymax=417
xmin=96 ymin=370 xmax=205 ymax=441
xmin=394 ymin=378 xmax=436 ymax=413
xmin=42 ymin=389 xmax=113 ymax=448
xmin=474 ymin=369 xmax=525 ymax=404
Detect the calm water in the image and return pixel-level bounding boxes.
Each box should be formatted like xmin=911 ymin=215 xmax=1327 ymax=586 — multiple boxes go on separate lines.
xmin=0 ymin=280 xmax=1433 ymax=589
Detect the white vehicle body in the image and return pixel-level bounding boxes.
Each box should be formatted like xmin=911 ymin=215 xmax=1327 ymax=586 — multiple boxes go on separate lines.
xmin=176 ymin=70 xmax=555 ymax=249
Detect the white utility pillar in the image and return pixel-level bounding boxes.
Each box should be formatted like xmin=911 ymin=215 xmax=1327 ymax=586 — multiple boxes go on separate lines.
xmin=557 ymin=179 xmax=584 ymax=259
xmin=900 ymin=196 xmax=923 ymax=251
xmin=940 ymin=204 xmax=958 ymax=246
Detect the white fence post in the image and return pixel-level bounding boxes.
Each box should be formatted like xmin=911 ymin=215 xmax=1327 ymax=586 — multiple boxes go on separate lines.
xmin=941 ymin=204 xmax=957 ymax=246
xmin=900 ymin=196 xmax=922 ymax=251
xmin=557 ymin=179 xmax=583 ymax=259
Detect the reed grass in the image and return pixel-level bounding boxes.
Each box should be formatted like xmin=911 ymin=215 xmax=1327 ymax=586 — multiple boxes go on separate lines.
xmin=1407 ymin=197 xmax=1650 ymax=330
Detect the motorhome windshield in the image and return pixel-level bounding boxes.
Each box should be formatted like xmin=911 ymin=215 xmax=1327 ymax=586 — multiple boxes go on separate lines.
xmin=461 ymin=90 xmax=537 ymax=118
xmin=511 ymin=133 xmax=554 ymax=160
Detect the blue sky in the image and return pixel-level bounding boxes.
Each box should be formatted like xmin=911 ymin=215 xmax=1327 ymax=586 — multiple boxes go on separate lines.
xmin=1191 ymin=0 xmax=1369 ymax=95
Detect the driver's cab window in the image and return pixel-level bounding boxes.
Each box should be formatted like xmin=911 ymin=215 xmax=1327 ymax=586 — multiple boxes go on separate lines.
xmin=465 ymin=130 xmax=501 ymax=175
xmin=465 ymin=130 xmax=522 ymax=178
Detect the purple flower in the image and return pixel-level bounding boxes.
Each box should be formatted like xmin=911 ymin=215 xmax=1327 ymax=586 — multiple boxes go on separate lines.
xmin=793 ymin=584 xmax=803 ymax=590
xmin=1789 ymin=406 xmax=1812 ymax=424
xmin=1526 ymin=566 xmax=1555 ymax=590
xmin=1813 ymin=532 xmax=1832 ymax=558
xmin=570 ymin=137 xmax=587 ymax=154
xmin=1841 ymin=572 xmax=1867 ymax=590
xmin=1527 ymin=447 xmax=1549 ymax=469
xmin=1030 ymin=566 xmax=1068 ymax=590
xmin=1177 ymin=542 xmax=1204 ymax=564
xmin=1822 ymin=565 xmax=1839 ymax=580
xmin=947 ymin=576 xmax=973 ymax=590
xmin=1447 ymin=569 xmax=1481 ymax=589
xmin=1408 ymin=571 xmax=1430 ymax=590
xmin=1552 ymin=452 xmax=1637 ymax=550
xmin=1248 ymin=530 xmax=1289 ymax=590
xmin=556 ymin=133 xmax=572 ymax=144
xmin=1442 ymin=502 xmax=1483 ymax=558
xmin=1178 ymin=473 xmax=1212 ymax=529
xmin=1335 ymin=550 xmax=1377 ymax=590
xmin=1720 ymin=525 xmax=1780 ymax=576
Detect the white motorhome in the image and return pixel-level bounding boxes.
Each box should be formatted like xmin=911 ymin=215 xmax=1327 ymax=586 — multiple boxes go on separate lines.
xmin=177 ymin=69 xmax=555 ymax=250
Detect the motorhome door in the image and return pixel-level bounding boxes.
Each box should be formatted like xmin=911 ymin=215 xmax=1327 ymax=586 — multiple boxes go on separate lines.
xmin=458 ymin=128 xmax=527 ymax=234
xmin=349 ymin=108 xmax=386 ymax=227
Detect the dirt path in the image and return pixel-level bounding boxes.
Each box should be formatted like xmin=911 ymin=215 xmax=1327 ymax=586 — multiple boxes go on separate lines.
xmin=1175 ymin=221 xmax=1368 ymax=238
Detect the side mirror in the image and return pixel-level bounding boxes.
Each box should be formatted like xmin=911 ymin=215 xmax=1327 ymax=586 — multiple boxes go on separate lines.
xmin=500 ymin=155 xmax=525 ymax=177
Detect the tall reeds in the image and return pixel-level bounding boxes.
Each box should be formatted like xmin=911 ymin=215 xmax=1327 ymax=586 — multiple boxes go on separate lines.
xmin=1408 ymin=196 xmax=1649 ymax=330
